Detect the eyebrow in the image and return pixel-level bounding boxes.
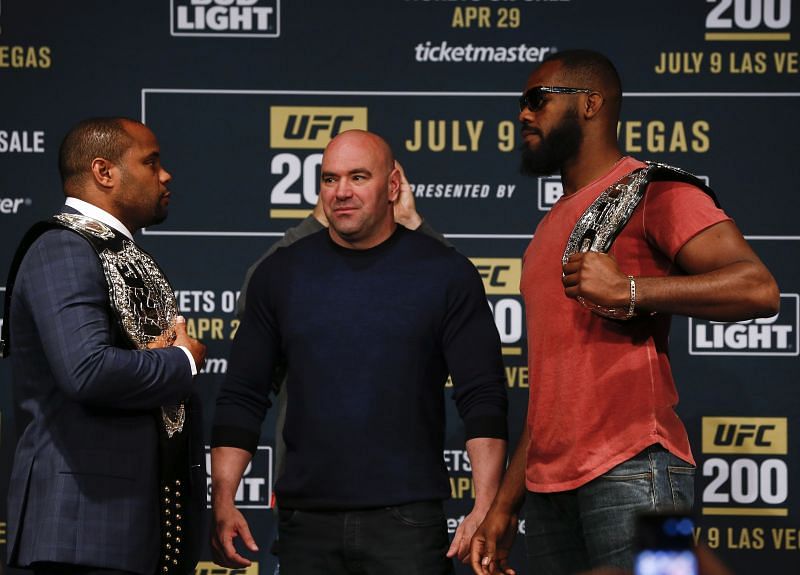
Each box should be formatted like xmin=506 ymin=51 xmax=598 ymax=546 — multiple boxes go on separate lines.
xmin=321 ymin=168 xmax=372 ymax=178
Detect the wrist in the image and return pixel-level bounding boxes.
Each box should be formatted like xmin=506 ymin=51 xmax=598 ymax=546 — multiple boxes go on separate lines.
xmin=471 ymin=497 xmax=495 ymax=515
xmin=211 ymin=485 xmax=237 ymax=507
xmin=625 ymin=275 xmax=637 ymax=319
xmin=488 ymin=492 xmax=523 ymax=516
xmin=397 ymin=212 xmax=423 ymax=230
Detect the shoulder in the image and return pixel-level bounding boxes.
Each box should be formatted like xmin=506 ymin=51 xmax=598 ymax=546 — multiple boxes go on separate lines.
xmin=242 ymin=221 xmax=325 ymax=282
xmin=397 ymin=225 xmax=454 ymax=255
xmin=15 ymin=227 xmax=106 ymax=306
xmin=640 ymin=178 xmax=731 ymax=259
xmin=644 ymin=178 xmax=726 ymax=217
xmin=270 ymin=216 xmax=326 ymax=253
xmin=249 ymin=228 xmax=328 ymax=281
xmin=270 ymin=227 xmax=328 ymax=261
xmin=397 ymin=228 xmax=479 ymax=281
xmin=21 ymin=226 xmax=99 ymax=273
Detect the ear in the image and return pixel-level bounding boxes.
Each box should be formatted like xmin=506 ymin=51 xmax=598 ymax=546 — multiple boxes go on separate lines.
xmin=90 ymin=158 xmax=115 ymax=189
xmin=583 ymin=92 xmax=605 ymax=120
xmin=387 ymin=167 xmax=401 ymax=203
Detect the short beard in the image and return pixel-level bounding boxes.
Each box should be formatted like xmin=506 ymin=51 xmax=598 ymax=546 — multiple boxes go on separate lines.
xmin=149 ymin=209 xmax=168 ymax=227
xmin=519 ymin=109 xmax=582 ymax=177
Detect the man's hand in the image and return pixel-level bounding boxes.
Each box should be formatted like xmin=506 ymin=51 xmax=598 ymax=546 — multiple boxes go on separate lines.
xmin=447 ymin=507 xmax=488 ymax=563
xmin=562 ymin=252 xmax=630 ymax=308
xmin=146 ymin=333 xmax=172 ymax=349
xmin=469 ymin=509 xmax=518 ymax=575
xmin=392 ymin=160 xmax=423 ymax=230
xmin=210 ymin=501 xmax=259 ymax=568
xmin=173 ymin=315 xmax=206 ymax=370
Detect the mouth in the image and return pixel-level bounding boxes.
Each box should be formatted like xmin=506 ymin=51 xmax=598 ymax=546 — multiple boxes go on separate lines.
xmin=521 ymin=125 xmax=542 ymax=139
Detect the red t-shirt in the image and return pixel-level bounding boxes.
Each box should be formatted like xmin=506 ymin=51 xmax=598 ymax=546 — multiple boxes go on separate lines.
xmin=521 ymin=157 xmax=730 ymax=492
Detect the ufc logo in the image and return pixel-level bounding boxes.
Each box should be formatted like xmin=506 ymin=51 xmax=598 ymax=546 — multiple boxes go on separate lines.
xmin=283 ymin=114 xmax=354 ymax=141
xmin=713 ymin=424 xmax=775 ymax=447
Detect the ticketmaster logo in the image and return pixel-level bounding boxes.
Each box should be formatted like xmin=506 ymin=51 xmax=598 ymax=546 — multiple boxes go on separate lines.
xmin=414 ymin=41 xmax=553 ymax=63
xmin=171 ymin=0 xmax=279 ymax=37
xmin=0 ymin=197 xmax=31 ymax=214
xmin=689 ymin=294 xmax=798 ymax=356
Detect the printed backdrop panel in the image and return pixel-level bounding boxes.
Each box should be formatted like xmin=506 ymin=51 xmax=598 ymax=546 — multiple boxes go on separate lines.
xmin=1 ymin=1 xmax=798 ymax=574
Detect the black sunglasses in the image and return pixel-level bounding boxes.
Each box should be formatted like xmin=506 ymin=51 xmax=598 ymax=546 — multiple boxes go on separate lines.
xmin=518 ymin=86 xmax=593 ymax=112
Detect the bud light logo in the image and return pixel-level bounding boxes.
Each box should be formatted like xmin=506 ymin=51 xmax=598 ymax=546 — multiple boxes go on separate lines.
xmin=205 ymin=445 xmax=273 ymax=509
xmin=689 ymin=293 xmax=798 ymax=356
xmin=171 ymin=0 xmax=280 ymax=38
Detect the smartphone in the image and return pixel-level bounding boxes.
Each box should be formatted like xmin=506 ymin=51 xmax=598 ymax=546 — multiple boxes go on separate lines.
xmin=633 ymin=512 xmax=698 ymax=575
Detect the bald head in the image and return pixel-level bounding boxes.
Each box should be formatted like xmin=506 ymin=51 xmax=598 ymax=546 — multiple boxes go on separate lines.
xmin=320 ymin=130 xmax=400 ymax=250
xmin=541 ymin=50 xmax=622 ymax=121
xmin=324 ymin=130 xmax=395 ymax=173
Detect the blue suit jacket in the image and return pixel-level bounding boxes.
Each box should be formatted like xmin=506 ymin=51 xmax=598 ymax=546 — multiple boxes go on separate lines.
xmin=6 ymin=207 xmax=199 ymax=574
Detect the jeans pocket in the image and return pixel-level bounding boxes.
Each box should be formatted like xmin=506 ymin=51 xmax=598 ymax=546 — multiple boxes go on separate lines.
xmin=389 ymin=501 xmax=445 ymax=528
xmin=667 ymin=465 xmax=696 ymax=511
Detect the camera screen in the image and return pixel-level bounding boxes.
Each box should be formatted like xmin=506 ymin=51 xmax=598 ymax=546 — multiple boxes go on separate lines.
xmin=634 ymin=549 xmax=698 ymax=575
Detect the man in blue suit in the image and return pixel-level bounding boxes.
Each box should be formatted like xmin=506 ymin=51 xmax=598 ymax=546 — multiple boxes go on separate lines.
xmin=2 ymin=117 xmax=206 ymax=575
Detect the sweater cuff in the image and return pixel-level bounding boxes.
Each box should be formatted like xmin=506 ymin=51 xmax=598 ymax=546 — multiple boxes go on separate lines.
xmin=464 ymin=415 xmax=508 ymax=441
xmin=210 ymin=425 xmax=260 ymax=454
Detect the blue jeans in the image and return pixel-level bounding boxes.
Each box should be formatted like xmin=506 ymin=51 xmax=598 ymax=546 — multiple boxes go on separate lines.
xmin=277 ymin=500 xmax=455 ymax=575
xmin=524 ymin=444 xmax=695 ymax=575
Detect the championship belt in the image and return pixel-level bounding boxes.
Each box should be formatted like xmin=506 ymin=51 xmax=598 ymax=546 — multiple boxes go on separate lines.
xmin=562 ymin=162 xmax=719 ymax=320
xmin=2 ymin=213 xmax=195 ymax=574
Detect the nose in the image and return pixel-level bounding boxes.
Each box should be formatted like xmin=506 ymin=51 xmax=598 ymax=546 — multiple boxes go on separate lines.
xmin=160 ymin=166 xmax=172 ymax=185
xmin=519 ymin=106 xmax=535 ymax=124
xmin=334 ymin=179 xmax=352 ymax=199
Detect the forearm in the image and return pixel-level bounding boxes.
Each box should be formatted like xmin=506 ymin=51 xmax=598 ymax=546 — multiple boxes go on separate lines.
xmin=633 ymin=261 xmax=779 ymax=321
xmin=635 ymin=219 xmax=780 ymax=321
xmin=211 ymin=446 xmax=253 ymax=507
xmin=488 ymin=424 xmax=528 ymax=516
xmin=465 ymin=437 xmax=507 ymax=512
xmin=60 ymin=346 xmax=193 ymax=407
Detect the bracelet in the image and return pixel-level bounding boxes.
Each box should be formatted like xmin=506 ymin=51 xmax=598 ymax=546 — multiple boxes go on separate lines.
xmin=626 ymin=275 xmax=636 ymax=319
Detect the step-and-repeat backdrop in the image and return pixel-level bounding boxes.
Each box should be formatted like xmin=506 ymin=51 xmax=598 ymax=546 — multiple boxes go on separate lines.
xmin=1 ymin=1 xmax=798 ymax=574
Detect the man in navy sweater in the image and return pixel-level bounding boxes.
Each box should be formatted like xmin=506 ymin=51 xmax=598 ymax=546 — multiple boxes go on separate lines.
xmin=210 ymin=130 xmax=508 ymax=575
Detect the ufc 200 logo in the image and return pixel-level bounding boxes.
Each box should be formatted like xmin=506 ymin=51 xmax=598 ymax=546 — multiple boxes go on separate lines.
xmin=702 ymin=417 xmax=786 ymax=454
xmin=706 ymin=0 xmax=791 ymax=39
xmin=270 ymin=107 xmax=367 ymax=149
xmin=471 ymin=259 xmax=521 ymax=296
xmin=268 ymin=106 xmax=368 ymax=215
xmin=701 ymin=417 xmax=789 ymax=514
xmin=470 ymin=258 xmax=523 ymax=349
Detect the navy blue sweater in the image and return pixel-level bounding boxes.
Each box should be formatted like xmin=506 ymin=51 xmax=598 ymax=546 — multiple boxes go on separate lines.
xmin=213 ymin=226 xmax=507 ymax=510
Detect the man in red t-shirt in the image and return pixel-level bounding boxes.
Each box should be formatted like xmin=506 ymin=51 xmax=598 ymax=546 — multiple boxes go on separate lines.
xmin=470 ymin=50 xmax=779 ymax=575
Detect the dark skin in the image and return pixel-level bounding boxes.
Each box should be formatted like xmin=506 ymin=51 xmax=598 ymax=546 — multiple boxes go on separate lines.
xmin=66 ymin=120 xmax=206 ymax=367
xmin=469 ymin=60 xmax=779 ymax=575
